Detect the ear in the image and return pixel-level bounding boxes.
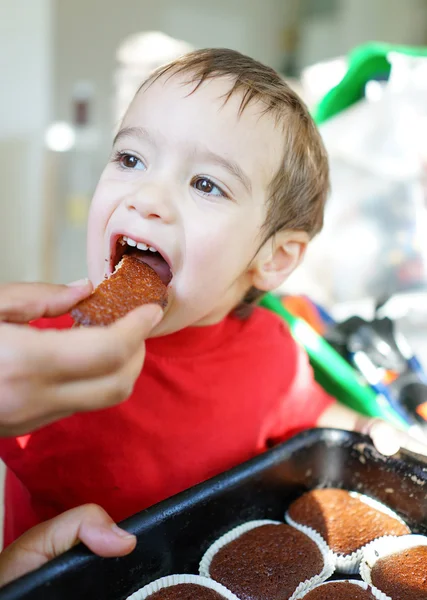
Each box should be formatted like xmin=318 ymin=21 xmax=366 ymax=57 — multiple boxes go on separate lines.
xmin=250 ymin=230 xmax=309 ymax=292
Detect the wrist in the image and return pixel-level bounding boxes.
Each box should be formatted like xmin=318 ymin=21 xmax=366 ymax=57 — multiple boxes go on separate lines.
xmin=354 ymin=416 xmax=382 ymax=436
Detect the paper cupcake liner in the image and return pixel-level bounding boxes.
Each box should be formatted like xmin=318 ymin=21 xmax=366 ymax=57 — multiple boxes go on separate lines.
xmin=199 ymin=519 xmax=334 ymax=600
xmin=286 ymin=491 xmax=410 ymax=574
xmin=199 ymin=520 xmax=278 ymax=578
xmin=360 ymin=534 xmax=427 ymax=600
xmin=125 ymin=574 xmax=242 ymax=600
xmin=349 ymin=492 xmax=408 ymax=526
xmin=297 ymin=579 xmax=372 ymax=598
xmin=286 ymin=512 xmax=379 ymax=574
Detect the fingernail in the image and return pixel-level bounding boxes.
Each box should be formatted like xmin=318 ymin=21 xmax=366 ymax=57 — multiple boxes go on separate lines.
xmin=150 ymin=306 xmax=164 ymax=328
xmin=111 ymin=524 xmax=136 ymax=540
xmin=67 ymin=278 xmax=90 ymax=287
xmin=140 ymin=304 xmax=163 ymax=328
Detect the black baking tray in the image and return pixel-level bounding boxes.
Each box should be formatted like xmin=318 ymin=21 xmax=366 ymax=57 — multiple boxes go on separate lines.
xmin=1 ymin=428 xmax=427 ymax=600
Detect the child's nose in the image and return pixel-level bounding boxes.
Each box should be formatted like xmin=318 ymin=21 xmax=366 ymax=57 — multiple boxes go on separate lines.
xmin=124 ymin=183 xmax=176 ymax=223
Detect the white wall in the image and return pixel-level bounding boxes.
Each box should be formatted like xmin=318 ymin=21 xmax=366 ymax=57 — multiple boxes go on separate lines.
xmin=298 ymin=0 xmax=427 ymax=69
xmin=53 ymin=0 xmax=291 ymax=158
xmin=0 ymin=0 xmax=53 ymax=282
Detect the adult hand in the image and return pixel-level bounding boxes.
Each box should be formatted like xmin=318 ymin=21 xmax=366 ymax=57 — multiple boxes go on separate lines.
xmin=0 ymin=504 xmax=136 ymax=587
xmin=318 ymin=400 xmax=427 ymax=457
xmin=0 ymin=281 xmax=163 ymax=436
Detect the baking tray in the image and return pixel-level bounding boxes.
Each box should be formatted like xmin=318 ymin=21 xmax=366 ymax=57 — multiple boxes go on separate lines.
xmin=1 ymin=428 xmax=426 ymax=600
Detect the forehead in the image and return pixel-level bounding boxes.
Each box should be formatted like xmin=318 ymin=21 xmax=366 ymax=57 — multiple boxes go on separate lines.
xmin=122 ymin=74 xmax=284 ymax=187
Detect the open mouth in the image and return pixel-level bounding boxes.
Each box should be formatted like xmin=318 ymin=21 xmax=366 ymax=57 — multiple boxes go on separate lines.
xmin=111 ymin=235 xmax=173 ymax=286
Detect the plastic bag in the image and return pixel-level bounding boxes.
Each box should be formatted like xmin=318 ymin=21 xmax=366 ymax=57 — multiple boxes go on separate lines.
xmin=284 ymin=53 xmax=427 ymax=307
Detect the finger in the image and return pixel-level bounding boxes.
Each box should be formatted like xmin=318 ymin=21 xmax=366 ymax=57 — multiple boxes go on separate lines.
xmin=369 ymin=420 xmax=401 ymax=456
xmin=0 ymin=321 xmax=146 ymax=433
xmin=0 ymin=282 xmax=93 ymax=323
xmin=0 ymin=347 xmax=143 ymax=434
xmin=46 ymin=504 xmax=136 ymax=558
xmin=0 ymin=505 xmax=136 ymax=586
xmin=0 ymin=340 xmax=143 ymax=433
xmin=393 ymin=428 xmax=427 ymax=457
xmin=0 ymin=410 xmax=74 ymax=438
xmin=46 ymin=342 xmax=147 ymax=412
xmin=66 ymin=279 xmax=90 ymax=287
xmin=35 ymin=304 xmax=163 ymax=382
xmin=370 ymin=421 xmax=427 ymax=458
xmin=0 ymin=306 xmax=159 ymax=432
xmin=8 ymin=339 xmax=145 ymax=428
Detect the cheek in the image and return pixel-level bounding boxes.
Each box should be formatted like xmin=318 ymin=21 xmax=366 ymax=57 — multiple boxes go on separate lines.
xmin=87 ymin=180 xmax=118 ymax=281
xmin=183 ymin=212 xmax=260 ymax=287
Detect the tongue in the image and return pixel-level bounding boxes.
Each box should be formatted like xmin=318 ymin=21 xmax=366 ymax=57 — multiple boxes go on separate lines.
xmin=127 ymin=248 xmax=172 ymax=285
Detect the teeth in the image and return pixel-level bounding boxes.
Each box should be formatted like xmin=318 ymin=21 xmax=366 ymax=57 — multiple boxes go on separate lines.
xmin=120 ymin=236 xmax=156 ymax=252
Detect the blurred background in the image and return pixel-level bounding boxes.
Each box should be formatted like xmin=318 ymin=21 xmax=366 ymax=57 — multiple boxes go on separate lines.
xmin=2 ymin=0 xmax=427 ymax=367
xmin=1 ymin=0 xmax=426 ymax=283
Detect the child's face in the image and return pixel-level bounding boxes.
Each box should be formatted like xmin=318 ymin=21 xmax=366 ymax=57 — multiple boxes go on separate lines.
xmin=87 ymin=75 xmax=285 ymax=335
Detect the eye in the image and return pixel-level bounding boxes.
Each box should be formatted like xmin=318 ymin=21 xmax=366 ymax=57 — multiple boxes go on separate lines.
xmin=192 ymin=177 xmax=226 ymax=198
xmin=114 ymin=151 xmax=146 ymax=171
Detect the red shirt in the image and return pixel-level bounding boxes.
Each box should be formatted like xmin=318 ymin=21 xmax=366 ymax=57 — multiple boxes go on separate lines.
xmin=0 ymin=307 xmax=333 ymax=547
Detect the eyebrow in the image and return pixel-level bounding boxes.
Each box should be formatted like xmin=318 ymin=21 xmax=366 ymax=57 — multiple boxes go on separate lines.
xmin=113 ymin=126 xmax=252 ymax=194
xmin=198 ymin=149 xmax=252 ymax=194
xmin=113 ymin=126 xmax=156 ymax=148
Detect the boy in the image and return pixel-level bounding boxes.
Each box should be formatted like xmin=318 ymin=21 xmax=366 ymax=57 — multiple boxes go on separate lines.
xmin=0 ymin=48 xmax=402 ymax=547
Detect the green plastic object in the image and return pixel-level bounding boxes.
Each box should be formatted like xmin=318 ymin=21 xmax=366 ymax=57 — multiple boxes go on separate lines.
xmin=260 ymin=294 xmax=407 ymax=429
xmin=314 ymin=42 xmax=427 ymax=125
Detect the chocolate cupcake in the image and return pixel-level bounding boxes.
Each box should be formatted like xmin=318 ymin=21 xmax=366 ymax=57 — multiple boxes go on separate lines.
xmin=299 ymin=580 xmax=376 ymax=599
xmin=126 ymin=575 xmax=240 ymax=600
xmin=199 ymin=519 xmax=334 ymax=600
xmin=360 ymin=534 xmax=427 ymax=600
xmin=286 ymin=489 xmax=410 ymax=573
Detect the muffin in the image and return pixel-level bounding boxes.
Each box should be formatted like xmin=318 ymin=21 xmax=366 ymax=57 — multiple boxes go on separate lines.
xmin=126 ymin=574 xmax=240 ymax=600
xmin=286 ymin=489 xmax=410 ymax=573
xmin=299 ymin=580 xmax=376 ymax=599
xmin=199 ymin=519 xmax=334 ymax=600
xmin=360 ymin=534 xmax=427 ymax=600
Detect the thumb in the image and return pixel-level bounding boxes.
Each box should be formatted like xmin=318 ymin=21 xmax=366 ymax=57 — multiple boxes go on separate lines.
xmin=366 ymin=418 xmax=427 ymax=457
xmin=367 ymin=419 xmax=401 ymax=456
xmin=109 ymin=303 xmax=164 ymax=341
xmin=0 ymin=505 xmax=136 ymax=587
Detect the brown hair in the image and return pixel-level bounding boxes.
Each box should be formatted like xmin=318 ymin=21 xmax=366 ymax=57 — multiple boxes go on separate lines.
xmin=141 ymin=48 xmax=329 ymax=313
